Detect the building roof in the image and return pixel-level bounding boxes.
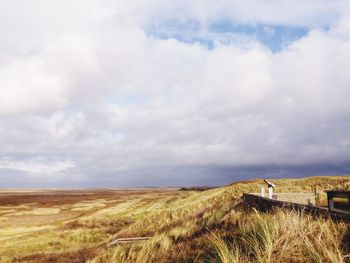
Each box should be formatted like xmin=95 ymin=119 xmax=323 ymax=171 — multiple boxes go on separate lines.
xmin=325 ymin=190 xmax=350 ymax=198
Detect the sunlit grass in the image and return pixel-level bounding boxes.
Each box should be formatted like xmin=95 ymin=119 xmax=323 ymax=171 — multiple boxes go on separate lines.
xmin=0 ymin=176 xmax=349 ymax=262
xmin=10 ymin=207 xmax=61 ymax=216
xmin=211 ymin=209 xmax=349 ymax=263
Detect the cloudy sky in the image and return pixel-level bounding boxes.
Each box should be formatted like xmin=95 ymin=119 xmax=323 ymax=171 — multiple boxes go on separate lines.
xmin=1 ymin=0 xmax=350 ymax=187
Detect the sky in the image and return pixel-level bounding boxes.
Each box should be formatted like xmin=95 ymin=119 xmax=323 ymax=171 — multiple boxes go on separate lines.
xmin=1 ymin=0 xmax=350 ymax=187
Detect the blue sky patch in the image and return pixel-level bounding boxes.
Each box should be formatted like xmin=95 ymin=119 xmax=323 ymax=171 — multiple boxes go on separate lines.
xmin=146 ymin=18 xmax=214 ymax=48
xmin=146 ymin=19 xmax=309 ymax=52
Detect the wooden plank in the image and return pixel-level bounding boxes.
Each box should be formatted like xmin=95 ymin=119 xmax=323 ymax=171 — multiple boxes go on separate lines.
xmin=107 ymin=237 xmax=151 ymax=247
xmin=325 ymin=190 xmax=350 ymax=198
xmin=327 ymin=192 xmax=335 ymax=211
xmin=242 ymin=193 xmax=350 ymax=222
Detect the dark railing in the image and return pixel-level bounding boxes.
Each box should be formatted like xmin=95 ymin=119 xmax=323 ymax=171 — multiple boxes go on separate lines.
xmin=242 ymin=193 xmax=350 ymax=222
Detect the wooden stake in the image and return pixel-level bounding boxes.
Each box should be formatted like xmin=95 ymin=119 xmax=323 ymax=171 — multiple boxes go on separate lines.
xmin=107 ymin=237 xmax=151 ymax=247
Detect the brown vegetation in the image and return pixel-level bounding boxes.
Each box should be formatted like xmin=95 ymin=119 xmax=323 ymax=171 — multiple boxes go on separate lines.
xmin=0 ymin=176 xmax=349 ymax=262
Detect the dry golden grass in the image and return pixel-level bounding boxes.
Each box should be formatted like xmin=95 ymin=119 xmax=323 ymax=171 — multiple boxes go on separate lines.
xmin=211 ymin=209 xmax=349 ymax=263
xmin=0 ymin=189 xmax=182 ymax=262
xmin=0 ymin=176 xmax=349 ymax=262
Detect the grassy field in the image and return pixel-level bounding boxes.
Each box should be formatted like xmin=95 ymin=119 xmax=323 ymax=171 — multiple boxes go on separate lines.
xmin=0 ymin=176 xmax=349 ymax=262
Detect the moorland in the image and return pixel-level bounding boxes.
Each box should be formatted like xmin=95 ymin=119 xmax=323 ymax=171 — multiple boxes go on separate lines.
xmin=0 ymin=176 xmax=349 ymax=262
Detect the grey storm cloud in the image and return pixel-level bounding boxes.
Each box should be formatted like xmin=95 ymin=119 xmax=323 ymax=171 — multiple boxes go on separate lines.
xmin=0 ymin=0 xmax=350 ymax=187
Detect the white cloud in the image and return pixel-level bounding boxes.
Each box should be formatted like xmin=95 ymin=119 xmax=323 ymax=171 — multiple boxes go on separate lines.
xmin=0 ymin=159 xmax=75 ymax=175
xmin=0 ymin=1 xmax=350 ymax=186
xmin=123 ymin=0 xmax=347 ymax=27
xmin=0 ymin=56 xmax=68 ymax=115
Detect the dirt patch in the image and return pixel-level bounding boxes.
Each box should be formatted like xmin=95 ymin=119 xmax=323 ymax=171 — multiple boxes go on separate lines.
xmin=0 ymin=190 xmax=139 ymax=206
xmin=12 ymin=246 xmax=103 ymax=263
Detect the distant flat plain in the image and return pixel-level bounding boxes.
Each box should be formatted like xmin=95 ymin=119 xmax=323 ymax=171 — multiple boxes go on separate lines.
xmin=0 ymin=188 xmax=186 ymax=262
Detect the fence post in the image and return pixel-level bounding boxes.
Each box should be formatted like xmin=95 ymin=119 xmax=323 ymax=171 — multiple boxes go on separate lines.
xmin=268 ymin=187 xmax=273 ymax=199
xmin=261 ymin=187 xmax=265 ymax=197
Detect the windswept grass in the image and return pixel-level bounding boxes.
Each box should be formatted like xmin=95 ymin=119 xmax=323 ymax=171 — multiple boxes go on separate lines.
xmin=91 ymin=176 xmax=350 ymax=263
xmin=0 ymin=176 xmax=349 ymax=262
xmin=211 ymin=209 xmax=349 ymax=263
xmin=211 ymin=233 xmax=242 ymax=263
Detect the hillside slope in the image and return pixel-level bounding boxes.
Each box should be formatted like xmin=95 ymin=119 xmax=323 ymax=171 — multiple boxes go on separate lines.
xmin=91 ymin=175 xmax=350 ymax=262
xmin=1 ymin=176 xmax=349 ymax=262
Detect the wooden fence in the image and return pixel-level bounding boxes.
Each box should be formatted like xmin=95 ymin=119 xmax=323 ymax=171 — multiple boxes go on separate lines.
xmin=242 ymin=193 xmax=350 ymax=222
